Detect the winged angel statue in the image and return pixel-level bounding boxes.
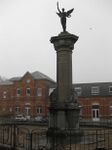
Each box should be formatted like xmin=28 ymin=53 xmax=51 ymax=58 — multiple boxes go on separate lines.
xmin=56 ymin=2 xmax=74 ymax=32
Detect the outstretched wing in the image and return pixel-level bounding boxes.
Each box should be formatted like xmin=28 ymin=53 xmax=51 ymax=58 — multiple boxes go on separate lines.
xmin=66 ymin=8 xmax=74 ymax=17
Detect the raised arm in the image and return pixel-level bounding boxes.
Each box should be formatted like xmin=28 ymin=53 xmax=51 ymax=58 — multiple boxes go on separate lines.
xmin=57 ymin=2 xmax=61 ymax=13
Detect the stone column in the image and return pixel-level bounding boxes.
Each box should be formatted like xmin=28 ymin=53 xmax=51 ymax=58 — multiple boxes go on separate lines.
xmin=47 ymin=32 xmax=81 ymax=148
xmin=51 ymin=32 xmax=78 ymax=103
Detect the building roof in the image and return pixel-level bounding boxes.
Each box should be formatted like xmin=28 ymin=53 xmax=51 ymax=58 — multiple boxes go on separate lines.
xmin=31 ymin=71 xmax=55 ymax=82
xmin=74 ymin=82 xmax=112 ymax=97
xmin=10 ymin=77 xmax=21 ymax=82
xmin=0 ymin=80 xmax=13 ymax=85
xmin=9 ymin=71 xmax=55 ymax=83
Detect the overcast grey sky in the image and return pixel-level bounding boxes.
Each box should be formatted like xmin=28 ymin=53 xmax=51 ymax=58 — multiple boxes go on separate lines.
xmin=0 ymin=0 xmax=112 ymax=83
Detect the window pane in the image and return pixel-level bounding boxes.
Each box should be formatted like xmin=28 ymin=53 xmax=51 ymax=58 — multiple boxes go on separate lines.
xmin=93 ymin=110 xmax=95 ymax=118
xmin=37 ymin=88 xmax=42 ymax=96
xmin=96 ymin=110 xmax=99 ymax=118
xmin=109 ymin=106 xmax=112 ymax=116
xmin=74 ymin=87 xmax=82 ymax=96
xmin=91 ymin=86 xmax=99 ymax=95
xmin=109 ymin=86 xmax=112 ymax=92
xmin=17 ymin=88 xmax=21 ymax=96
xmin=3 ymin=91 xmax=7 ymax=99
xmin=24 ymin=107 xmax=31 ymax=115
xmin=15 ymin=107 xmax=20 ymax=113
xmin=26 ymin=88 xmax=30 ymax=96
xmin=36 ymin=106 xmax=42 ymax=114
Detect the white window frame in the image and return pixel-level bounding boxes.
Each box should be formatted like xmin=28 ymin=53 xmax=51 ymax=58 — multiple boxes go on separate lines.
xmin=92 ymin=104 xmax=100 ymax=121
xmin=24 ymin=106 xmax=31 ymax=115
xmin=91 ymin=86 xmax=99 ymax=95
xmin=36 ymin=106 xmax=42 ymax=114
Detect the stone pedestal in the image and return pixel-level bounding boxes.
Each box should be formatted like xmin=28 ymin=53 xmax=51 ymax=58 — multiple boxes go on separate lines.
xmin=47 ymin=32 xmax=81 ymax=148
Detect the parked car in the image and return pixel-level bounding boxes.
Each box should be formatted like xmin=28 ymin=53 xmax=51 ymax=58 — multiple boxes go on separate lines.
xmin=15 ymin=115 xmax=27 ymax=121
xmin=35 ymin=116 xmax=48 ymax=123
xmin=25 ymin=115 xmax=31 ymax=120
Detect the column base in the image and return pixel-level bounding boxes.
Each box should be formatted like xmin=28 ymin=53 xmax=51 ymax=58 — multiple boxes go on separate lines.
xmin=47 ymin=128 xmax=83 ymax=149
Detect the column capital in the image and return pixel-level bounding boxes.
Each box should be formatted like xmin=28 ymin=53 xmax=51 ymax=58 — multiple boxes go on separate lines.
xmin=50 ymin=32 xmax=79 ymax=51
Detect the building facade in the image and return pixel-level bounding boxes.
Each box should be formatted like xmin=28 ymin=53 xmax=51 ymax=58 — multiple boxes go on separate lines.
xmin=74 ymin=82 xmax=112 ymax=122
xmin=0 ymin=71 xmax=55 ymax=119
xmin=1 ymin=72 xmax=112 ymax=122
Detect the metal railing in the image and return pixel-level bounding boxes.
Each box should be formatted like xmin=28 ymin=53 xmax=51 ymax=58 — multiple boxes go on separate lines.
xmin=0 ymin=122 xmax=112 ymax=150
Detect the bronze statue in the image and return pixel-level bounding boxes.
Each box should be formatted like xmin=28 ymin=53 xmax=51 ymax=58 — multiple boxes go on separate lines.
xmin=56 ymin=2 xmax=74 ymax=32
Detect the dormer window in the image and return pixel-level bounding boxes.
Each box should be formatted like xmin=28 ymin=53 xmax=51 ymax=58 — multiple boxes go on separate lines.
xmin=109 ymin=86 xmax=112 ymax=93
xmin=74 ymin=87 xmax=82 ymax=96
xmin=91 ymin=86 xmax=99 ymax=95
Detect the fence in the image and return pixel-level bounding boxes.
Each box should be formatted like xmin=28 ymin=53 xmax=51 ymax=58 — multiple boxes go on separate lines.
xmin=0 ymin=123 xmax=112 ymax=150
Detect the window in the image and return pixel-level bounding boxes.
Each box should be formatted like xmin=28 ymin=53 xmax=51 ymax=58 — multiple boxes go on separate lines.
xmin=36 ymin=106 xmax=42 ymax=114
xmin=37 ymin=88 xmax=42 ymax=96
xmin=74 ymin=87 xmax=82 ymax=96
xmin=92 ymin=104 xmax=100 ymax=121
xmin=15 ymin=106 xmax=20 ymax=113
xmin=91 ymin=86 xmax=99 ymax=95
xmin=26 ymin=79 xmax=31 ymax=84
xmin=26 ymin=88 xmax=30 ymax=96
xmin=109 ymin=86 xmax=112 ymax=93
xmin=16 ymin=88 xmax=21 ymax=96
xmin=24 ymin=106 xmax=31 ymax=115
xmin=9 ymin=107 xmax=12 ymax=112
xmin=3 ymin=91 xmax=7 ymax=99
xmin=109 ymin=105 xmax=112 ymax=116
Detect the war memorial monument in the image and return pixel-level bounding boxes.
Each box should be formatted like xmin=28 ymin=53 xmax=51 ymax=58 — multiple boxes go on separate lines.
xmin=47 ymin=2 xmax=81 ymax=149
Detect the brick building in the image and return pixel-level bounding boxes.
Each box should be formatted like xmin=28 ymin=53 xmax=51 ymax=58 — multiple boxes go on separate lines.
xmin=1 ymin=71 xmax=112 ymax=122
xmin=74 ymin=82 xmax=112 ymax=122
xmin=0 ymin=71 xmax=55 ymax=119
